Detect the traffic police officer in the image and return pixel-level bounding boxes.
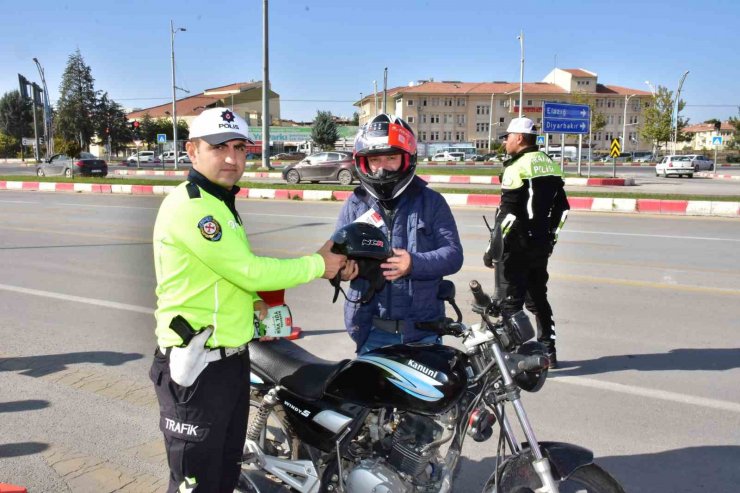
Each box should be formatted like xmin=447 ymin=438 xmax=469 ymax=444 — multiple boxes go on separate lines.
xmin=150 ymin=107 xmax=346 ymax=492
xmin=484 ymin=117 xmax=570 ymax=368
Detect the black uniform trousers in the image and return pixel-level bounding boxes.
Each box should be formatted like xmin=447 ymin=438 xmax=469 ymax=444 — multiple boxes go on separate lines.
xmin=150 ymin=347 xmax=250 ymax=493
xmin=494 ymin=246 xmax=556 ymax=351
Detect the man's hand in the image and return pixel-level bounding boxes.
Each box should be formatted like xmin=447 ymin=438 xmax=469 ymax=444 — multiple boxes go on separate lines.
xmin=340 ymin=259 xmax=359 ymax=281
xmin=317 ymin=240 xmax=347 ymax=280
xmin=381 ymin=248 xmax=412 ymax=281
xmin=253 ymin=300 xmax=275 ymax=341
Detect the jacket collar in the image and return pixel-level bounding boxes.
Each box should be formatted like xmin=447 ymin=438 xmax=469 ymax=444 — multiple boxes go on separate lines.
xmin=187 ymin=168 xmax=242 ymax=223
xmin=503 ymin=145 xmax=539 ymax=167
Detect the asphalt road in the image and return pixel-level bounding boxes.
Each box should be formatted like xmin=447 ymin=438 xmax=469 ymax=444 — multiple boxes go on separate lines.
xmin=0 ymin=191 xmax=739 ymax=492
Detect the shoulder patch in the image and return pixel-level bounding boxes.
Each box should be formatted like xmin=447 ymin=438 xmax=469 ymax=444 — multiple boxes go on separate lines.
xmin=186 ymin=182 xmax=201 ymax=199
xmin=198 ymin=216 xmax=222 ymax=241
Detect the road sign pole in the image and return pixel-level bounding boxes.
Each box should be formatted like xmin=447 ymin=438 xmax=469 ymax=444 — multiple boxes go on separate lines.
xmin=560 ymin=133 xmax=565 ymax=168
xmin=577 ymin=134 xmax=582 ymax=176
xmin=714 ymin=145 xmax=717 ymax=174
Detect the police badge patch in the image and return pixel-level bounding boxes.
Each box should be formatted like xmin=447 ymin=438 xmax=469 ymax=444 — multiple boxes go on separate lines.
xmin=198 ymin=216 xmax=222 ymax=241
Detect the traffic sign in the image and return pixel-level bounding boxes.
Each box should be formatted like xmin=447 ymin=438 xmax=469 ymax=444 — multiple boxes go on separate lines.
xmin=536 ymin=135 xmax=545 ymax=145
xmin=610 ymin=138 xmax=621 ymax=158
xmin=712 ymin=136 xmax=723 ymax=146
xmin=157 ymin=133 xmax=167 ymax=143
xmin=542 ymin=102 xmax=590 ymax=134
xmin=133 ymin=140 xmax=143 ymax=147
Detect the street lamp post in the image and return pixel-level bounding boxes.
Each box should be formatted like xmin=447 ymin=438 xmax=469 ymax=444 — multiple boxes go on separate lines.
xmin=262 ymin=0 xmax=272 ymax=170
xmin=622 ymin=94 xmax=636 ymax=154
xmin=32 ymin=58 xmax=52 ymax=158
xmin=517 ymin=31 xmax=524 ymax=119
xmin=487 ymin=93 xmax=495 ymax=152
xmin=672 ymin=70 xmax=689 ymax=154
xmin=170 ymin=20 xmax=186 ymax=170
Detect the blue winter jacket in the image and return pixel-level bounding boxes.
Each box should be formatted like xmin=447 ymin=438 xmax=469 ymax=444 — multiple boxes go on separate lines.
xmin=335 ymin=177 xmax=464 ymax=352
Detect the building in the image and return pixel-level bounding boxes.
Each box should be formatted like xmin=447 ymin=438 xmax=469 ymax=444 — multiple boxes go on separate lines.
xmin=355 ymin=68 xmax=653 ymax=155
xmin=127 ymin=81 xmax=281 ymax=129
xmin=678 ymin=121 xmax=736 ymax=151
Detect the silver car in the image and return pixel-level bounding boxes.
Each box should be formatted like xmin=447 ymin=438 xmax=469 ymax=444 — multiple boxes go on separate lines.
xmin=684 ymin=154 xmax=714 ymax=171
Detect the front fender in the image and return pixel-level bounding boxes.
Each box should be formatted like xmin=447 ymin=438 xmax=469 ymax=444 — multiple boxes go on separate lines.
xmin=483 ymin=441 xmax=593 ymax=491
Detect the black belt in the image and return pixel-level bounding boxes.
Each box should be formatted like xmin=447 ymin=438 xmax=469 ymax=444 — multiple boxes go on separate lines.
xmin=157 ymin=343 xmax=249 ymax=360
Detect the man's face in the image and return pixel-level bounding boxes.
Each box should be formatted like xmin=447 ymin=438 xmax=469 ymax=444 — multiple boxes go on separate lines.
xmin=504 ymin=133 xmax=523 ymax=155
xmin=187 ymin=138 xmax=247 ymax=189
xmin=367 ymin=153 xmax=403 ymax=174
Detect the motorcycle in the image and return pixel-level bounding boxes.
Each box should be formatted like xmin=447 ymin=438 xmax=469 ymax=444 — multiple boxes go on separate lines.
xmin=239 ymin=278 xmax=625 ymax=493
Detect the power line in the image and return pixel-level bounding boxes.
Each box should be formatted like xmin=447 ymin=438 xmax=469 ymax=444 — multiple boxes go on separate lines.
xmin=684 ymin=104 xmax=739 ymax=107
xmin=112 ymin=96 xmax=356 ymax=103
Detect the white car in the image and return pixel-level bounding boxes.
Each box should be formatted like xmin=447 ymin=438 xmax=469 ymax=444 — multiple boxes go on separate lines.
xmin=431 ymin=152 xmax=465 ymax=162
xmin=127 ymin=151 xmax=155 ymax=164
xmin=158 ymin=151 xmax=191 ymax=163
xmin=655 ymin=155 xmax=694 ymax=178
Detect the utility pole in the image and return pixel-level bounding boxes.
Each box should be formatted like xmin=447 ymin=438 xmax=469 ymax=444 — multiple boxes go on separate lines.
xmin=518 ymin=31 xmax=524 ymax=119
xmin=373 ymin=80 xmax=378 ymax=116
xmin=170 ymin=20 xmax=186 ymax=170
xmin=382 ymin=68 xmax=388 ymax=114
xmin=487 ymin=92 xmax=495 ymax=153
xmin=262 ymin=0 xmax=272 ymax=170
xmin=622 ymin=94 xmax=636 ymax=154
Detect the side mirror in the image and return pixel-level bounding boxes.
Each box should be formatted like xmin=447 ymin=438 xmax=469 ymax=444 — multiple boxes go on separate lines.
xmin=437 ymin=280 xmax=456 ymax=302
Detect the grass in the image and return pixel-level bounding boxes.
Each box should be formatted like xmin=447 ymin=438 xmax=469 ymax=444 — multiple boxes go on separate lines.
xmin=1 ymin=175 xmax=739 ymax=202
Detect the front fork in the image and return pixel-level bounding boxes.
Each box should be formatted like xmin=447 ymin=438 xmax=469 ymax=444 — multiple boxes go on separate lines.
xmin=489 ymin=342 xmax=560 ymax=493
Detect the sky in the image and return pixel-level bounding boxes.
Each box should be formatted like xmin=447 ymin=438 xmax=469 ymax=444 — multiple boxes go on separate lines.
xmin=2 ymin=0 xmax=738 ymax=125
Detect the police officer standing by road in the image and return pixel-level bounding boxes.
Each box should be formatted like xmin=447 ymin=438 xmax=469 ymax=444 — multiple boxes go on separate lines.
xmin=483 ymin=117 xmax=569 ymax=368
xmin=150 ymin=107 xmax=346 ymax=492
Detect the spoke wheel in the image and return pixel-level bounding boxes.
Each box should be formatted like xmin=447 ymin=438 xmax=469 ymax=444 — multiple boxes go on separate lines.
xmin=285 ymin=170 xmax=300 ymax=184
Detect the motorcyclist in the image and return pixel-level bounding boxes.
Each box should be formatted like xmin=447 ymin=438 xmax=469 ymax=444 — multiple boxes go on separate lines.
xmin=336 ymin=113 xmax=463 ymax=353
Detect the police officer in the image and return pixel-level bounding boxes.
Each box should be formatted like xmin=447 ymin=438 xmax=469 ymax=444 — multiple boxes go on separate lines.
xmin=150 ymin=107 xmax=346 ymax=492
xmin=336 ymin=114 xmax=463 ymax=353
xmin=484 ymin=117 xmax=569 ymax=368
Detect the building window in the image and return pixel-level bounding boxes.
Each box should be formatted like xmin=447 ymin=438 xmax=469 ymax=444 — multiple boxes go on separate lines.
xmin=457 ymin=114 xmax=466 ymax=125
xmin=431 ymin=98 xmax=440 ymax=106
xmin=407 ymin=116 xmax=414 ymax=123
xmin=407 ymin=99 xmax=414 ymax=106
xmin=420 ymin=131 xmax=426 ymax=141
xmin=476 ymin=105 xmax=490 ymax=115
xmin=457 ymin=98 xmax=466 ymax=106
xmin=476 ymin=122 xmax=490 ymax=133
xmin=444 ymin=114 xmax=453 ymax=124
xmin=501 ymin=100 xmax=509 ymax=107
xmin=421 ymin=98 xmax=427 ymax=107
xmin=596 ymin=99 xmax=604 ymax=107
xmin=431 ymin=114 xmax=440 ymax=124
xmin=607 ymin=100 xmax=615 ymax=108
xmin=444 ymin=98 xmax=453 ymax=107
xmin=443 ymin=131 xmax=452 ymax=140
xmin=421 ymin=114 xmax=427 ymax=123
xmin=456 ymin=132 xmax=465 ymax=141
xmin=430 ymin=131 xmax=439 ymax=141
xmin=499 ymin=117 xmax=505 ymax=124
xmin=527 ymin=99 xmax=533 ymax=106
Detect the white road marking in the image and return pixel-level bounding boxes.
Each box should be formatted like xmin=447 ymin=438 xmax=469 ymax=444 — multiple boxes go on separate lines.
xmin=0 ymin=283 xmax=153 ymax=314
xmin=566 ymin=229 xmax=740 ymax=243
xmin=552 ymin=375 xmax=740 ymax=413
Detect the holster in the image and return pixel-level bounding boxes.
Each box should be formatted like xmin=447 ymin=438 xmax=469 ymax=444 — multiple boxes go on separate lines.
xmin=167 ymin=316 xmax=213 ymax=387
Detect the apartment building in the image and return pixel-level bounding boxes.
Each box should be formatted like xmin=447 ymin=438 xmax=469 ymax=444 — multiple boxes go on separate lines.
xmin=356 ymin=68 xmax=652 ymax=153
xmin=678 ymin=121 xmax=736 ymax=151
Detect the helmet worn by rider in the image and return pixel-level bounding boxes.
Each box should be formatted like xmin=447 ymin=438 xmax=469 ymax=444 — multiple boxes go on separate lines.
xmin=330 ymin=222 xmax=392 ymax=304
xmin=353 ymin=113 xmax=418 ymax=201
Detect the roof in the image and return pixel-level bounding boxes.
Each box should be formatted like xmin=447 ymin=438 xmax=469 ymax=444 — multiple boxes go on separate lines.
xmin=595 ymin=84 xmax=652 ymax=96
xmin=203 ymin=81 xmax=262 ymax=95
xmin=683 ymin=121 xmax=735 ymax=133
xmin=357 ymin=86 xmax=405 ymax=105
xmin=562 ymin=68 xmax=597 ymax=78
xmin=127 ymin=93 xmax=224 ymax=119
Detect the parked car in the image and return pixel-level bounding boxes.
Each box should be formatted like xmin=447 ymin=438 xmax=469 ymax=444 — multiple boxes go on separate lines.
xmin=36 ymin=152 xmax=108 ymax=178
xmin=431 ymin=151 xmax=465 ymax=162
xmin=548 ymin=152 xmax=571 ymax=164
xmin=158 ymin=151 xmax=191 ymax=163
xmin=126 ymin=151 xmax=156 ymax=165
xmin=655 ymin=155 xmax=694 ymax=178
xmin=632 ymin=151 xmax=655 ymax=163
xmin=281 ymin=151 xmax=356 ymax=185
xmin=683 ymin=154 xmax=714 ymax=171
xmin=270 ymin=152 xmax=306 ymax=161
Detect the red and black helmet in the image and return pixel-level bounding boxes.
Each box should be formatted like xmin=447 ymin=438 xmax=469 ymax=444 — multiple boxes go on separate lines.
xmin=353 ymin=114 xmax=417 ymax=201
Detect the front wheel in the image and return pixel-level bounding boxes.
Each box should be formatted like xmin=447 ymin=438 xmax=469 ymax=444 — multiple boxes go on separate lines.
xmin=337 ymin=169 xmax=353 ymax=185
xmin=485 ymin=462 xmax=625 ymax=493
xmin=285 ymin=170 xmax=300 ymax=184
xmin=64 ymin=168 xmax=73 ymax=178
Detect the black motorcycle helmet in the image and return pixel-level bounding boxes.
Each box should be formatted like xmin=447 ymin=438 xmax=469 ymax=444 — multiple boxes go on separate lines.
xmin=330 ymin=223 xmax=392 ymax=304
xmin=353 ymin=113 xmax=418 ymax=201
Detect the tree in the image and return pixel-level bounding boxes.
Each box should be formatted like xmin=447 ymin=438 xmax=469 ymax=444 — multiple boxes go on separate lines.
xmin=0 ymin=132 xmax=18 ymax=158
xmin=727 ymin=108 xmax=740 ymax=150
xmin=640 ymin=85 xmax=687 ymax=153
xmin=351 ymin=112 xmax=360 ymax=126
xmin=94 ymin=92 xmax=133 ymax=155
xmin=704 ymin=118 xmax=721 ymax=127
xmin=0 ymin=90 xmax=32 ymax=153
xmin=311 ymin=110 xmax=339 ymax=150
xmin=139 ymin=113 xmax=157 ymax=147
xmin=55 ymin=49 xmax=98 ymax=150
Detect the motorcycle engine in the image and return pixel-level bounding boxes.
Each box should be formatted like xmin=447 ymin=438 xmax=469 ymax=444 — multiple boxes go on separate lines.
xmin=389 ymin=413 xmax=444 ymax=479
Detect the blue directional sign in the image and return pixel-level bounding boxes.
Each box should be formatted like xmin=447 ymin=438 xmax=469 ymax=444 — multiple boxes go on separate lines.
xmin=712 ymin=136 xmax=723 ymax=145
xmin=157 ymin=133 xmax=167 ymax=143
xmin=536 ymin=135 xmax=545 ymax=145
xmin=542 ymin=102 xmax=590 ymax=135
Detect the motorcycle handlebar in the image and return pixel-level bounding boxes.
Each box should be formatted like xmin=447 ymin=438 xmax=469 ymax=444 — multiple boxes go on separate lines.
xmin=469 ymin=280 xmax=500 ymax=316
xmin=517 ymin=354 xmax=550 ymax=372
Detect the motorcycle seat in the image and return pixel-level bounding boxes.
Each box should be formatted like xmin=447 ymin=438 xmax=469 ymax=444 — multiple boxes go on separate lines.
xmin=250 ymin=338 xmax=350 ymax=400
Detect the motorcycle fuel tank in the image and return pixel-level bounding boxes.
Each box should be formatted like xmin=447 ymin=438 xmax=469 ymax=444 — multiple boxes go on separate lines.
xmin=325 ymin=344 xmax=469 ymax=415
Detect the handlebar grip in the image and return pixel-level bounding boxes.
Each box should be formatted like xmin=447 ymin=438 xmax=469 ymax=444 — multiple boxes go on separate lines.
xmin=469 ymin=280 xmax=493 ymax=313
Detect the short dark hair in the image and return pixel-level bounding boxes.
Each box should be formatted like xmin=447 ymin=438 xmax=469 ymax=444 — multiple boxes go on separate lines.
xmin=522 ymin=133 xmax=537 ymax=146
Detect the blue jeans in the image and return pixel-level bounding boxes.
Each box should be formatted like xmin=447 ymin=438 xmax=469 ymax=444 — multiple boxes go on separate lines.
xmin=359 ymin=329 xmax=442 ymax=355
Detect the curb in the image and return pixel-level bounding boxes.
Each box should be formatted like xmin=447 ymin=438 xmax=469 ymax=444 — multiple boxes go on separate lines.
xmin=2 ymin=180 xmax=738 ymax=217
xmin=696 ymin=172 xmax=740 ymax=181
xmin=113 ymin=170 xmax=634 ymax=187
